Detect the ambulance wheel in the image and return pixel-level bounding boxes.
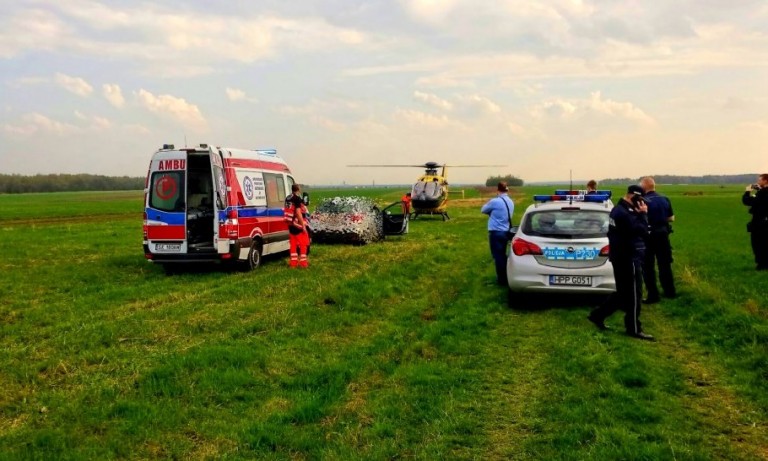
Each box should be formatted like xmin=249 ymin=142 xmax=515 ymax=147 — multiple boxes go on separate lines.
xmin=244 ymin=241 xmax=263 ymax=271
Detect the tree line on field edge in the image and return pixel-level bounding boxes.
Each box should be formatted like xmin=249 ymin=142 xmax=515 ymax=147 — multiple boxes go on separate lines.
xmin=600 ymin=174 xmax=758 ymax=185
xmin=485 ymin=175 xmax=524 ymax=187
xmin=0 ymin=174 xmax=144 ymax=194
xmin=1 ymin=172 xmax=759 ymax=194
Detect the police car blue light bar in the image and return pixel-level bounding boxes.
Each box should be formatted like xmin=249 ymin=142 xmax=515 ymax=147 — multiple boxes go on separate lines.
xmin=554 ymin=190 xmax=612 ymax=197
xmin=533 ymin=193 xmax=612 ymax=203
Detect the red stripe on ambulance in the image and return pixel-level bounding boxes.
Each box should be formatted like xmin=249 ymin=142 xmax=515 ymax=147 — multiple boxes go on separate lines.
xmin=146 ymin=225 xmax=185 ymax=240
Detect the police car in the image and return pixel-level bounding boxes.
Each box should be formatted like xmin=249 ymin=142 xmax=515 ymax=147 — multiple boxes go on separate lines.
xmin=506 ymin=190 xmax=616 ymax=306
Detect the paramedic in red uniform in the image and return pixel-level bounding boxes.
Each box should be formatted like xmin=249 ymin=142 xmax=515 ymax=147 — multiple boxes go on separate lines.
xmin=402 ymin=192 xmax=412 ymax=214
xmin=284 ymin=188 xmax=310 ymax=268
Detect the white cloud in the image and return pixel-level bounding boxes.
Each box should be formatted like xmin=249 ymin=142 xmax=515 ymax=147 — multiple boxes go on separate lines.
xmin=310 ymin=116 xmax=346 ymax=132
xmin=103 ymin=84 xmax=125 ymax=108
xmin=586 ymin=91 xmax=656 ymax=125
xmin=226 ymin=88 xmax=246 ymax=101
xmin=394 ymin=108 xmax=464 ymax=130
xmin=3 ymin=113 xmax=80 ymax=136
xmin=0 ymin=9 xmax=69 ymax=59
xmin=456 ymin=94 xmax=502 ymax=114
xmin=0 ymin=3 xmax=372 ymax=72
xmin=400 ymin=0 xmax=461 ymax=24
xmin=225 ymin=87 xmax=259 ymax=103
xmin=121 ymin=123 xmax=152 ymax=135
xmin=54 ymin=73 xmax=93 ymax=97
xmin=531 ymin=92 xmax=655 ymax=125
xmin=75 ymin=111 xmax=111 ymax=130
xmin=507 ymin=121 xmax=526 ymax=136
xmin=135 ymin=89 xmax=206 ymax=128
xmin=413 ymin=91 xmax=453 ymax=110
xmin=11 ymin=76 xmax=48 ymax=87
xmin=414 ymin=74 xmax=475 ymax=89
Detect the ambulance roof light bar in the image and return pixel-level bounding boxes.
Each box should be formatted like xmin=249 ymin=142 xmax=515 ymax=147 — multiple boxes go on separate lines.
xmin=255 ymin=149 xmax=277 ymax=156
xmin=161 ymin=144 xmax=175 ymax=150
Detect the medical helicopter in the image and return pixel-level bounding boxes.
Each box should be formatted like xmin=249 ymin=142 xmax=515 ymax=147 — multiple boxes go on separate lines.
xmin=348 ymin=162 xmax=503 ymax=221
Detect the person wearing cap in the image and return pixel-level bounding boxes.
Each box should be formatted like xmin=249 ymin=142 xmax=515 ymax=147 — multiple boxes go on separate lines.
xmin=742 ymin=173 xmax=768 ymax=270
xmin=481 ymin=182 xmax=515 ymax=285
xmin=588 ymin=184 xmax=655 ymax=340
xmin=640 ymin=176 xmax=676 ymax=302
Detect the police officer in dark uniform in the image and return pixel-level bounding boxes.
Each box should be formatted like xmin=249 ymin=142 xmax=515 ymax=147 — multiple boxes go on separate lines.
xmin=743 ymin=174 xmax=768 ymax=270
xmin=588 ymin=185 xmax=654 ymax=340
xmin=640 ymin=177 xmax=676 ymax=303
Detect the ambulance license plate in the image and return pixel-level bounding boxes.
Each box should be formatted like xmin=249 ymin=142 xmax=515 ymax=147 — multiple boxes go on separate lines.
xmin=549 ymin=275 xmax=592 ymax=286
xmin=156 ymin=243 xmax=181 ymax=252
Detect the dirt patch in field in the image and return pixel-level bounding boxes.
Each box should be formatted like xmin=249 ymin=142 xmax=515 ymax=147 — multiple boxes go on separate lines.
xmin=1 ymin=213 xmax=139 ymax=227
xmin=474 ymin=186 xmax=523 ymax=198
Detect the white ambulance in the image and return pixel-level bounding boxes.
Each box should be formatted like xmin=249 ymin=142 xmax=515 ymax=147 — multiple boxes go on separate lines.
xmin=143 ymin=144 xmax=305 ymax=271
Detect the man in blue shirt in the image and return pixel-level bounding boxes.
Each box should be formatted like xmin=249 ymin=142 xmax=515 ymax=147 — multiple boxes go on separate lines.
xmin=640 ymin=177 xmax=676 ymax=302
xmin=481 ymin=182 xmax=515 ymax=285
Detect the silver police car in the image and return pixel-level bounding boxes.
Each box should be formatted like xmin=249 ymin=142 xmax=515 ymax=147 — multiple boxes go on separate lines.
xmin=506 ymin=190 xmax=616 ymax=306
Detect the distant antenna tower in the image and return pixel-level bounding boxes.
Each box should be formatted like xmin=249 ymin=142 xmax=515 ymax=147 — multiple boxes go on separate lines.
xmin=184 ymin=134 xmax=187 ymax=148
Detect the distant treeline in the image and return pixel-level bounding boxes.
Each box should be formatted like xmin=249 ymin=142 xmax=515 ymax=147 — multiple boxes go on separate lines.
xmin=0 ymin=174 xmax=144 ymax=194
xmin=600 ymin=174 xmax=758 ymax=185
xmin=485 ymin=174 xmax=524 ymax=187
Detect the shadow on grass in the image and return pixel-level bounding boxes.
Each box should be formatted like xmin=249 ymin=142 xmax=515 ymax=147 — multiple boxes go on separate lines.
xmin=507 ymin=291 xmax=610 ymax=312
xmin=108 ymin=252 xmax=290 ymax=276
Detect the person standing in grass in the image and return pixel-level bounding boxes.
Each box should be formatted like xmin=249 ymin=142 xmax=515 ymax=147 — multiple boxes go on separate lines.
xmin=586 ymin=179 xmax=598 ymax=194
xmin=402 ymin=192 xmax=412 ymax=217
xmin=588 ymin=185 xmax=655 ymax=341
xmin=640 ymin=176 xmax=676 ymax=303
xmin=481 ymin=182 xmax=515 ymax=285
xmin=743 ymin=173 xmax=768 ymax=271
xmin=284 ymin=186 xmax=310 ymax=268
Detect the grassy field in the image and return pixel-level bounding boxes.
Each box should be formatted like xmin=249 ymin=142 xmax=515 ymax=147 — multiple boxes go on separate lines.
xmin=1 ymin=185 xmax=767 ymax=460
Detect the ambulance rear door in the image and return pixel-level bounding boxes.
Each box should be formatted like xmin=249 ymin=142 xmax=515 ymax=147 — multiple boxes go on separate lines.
xmin=146 ymin=153 xmax=188 ymax=254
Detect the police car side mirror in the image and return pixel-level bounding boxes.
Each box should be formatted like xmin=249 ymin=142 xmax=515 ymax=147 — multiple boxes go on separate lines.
xmin=302 ymin=192 xmax=310 ymax=206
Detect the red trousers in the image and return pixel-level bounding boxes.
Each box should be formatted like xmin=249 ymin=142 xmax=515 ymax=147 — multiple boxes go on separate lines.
xmin=289 ymin=231 xmax=310 ymax=267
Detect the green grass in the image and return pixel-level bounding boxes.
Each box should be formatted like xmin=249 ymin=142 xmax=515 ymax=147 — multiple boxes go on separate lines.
xmin=1 ymin=186 xmax=767 ymax=459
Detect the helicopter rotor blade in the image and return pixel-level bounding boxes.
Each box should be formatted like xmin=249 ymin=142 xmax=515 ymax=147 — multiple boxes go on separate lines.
xmin=442 ymin=165 xmax=507 ymax=167
xmin=347 ymin=164 xmax=438 ymax=168
xmin=348 ymin=164 xmax=507 ymax=168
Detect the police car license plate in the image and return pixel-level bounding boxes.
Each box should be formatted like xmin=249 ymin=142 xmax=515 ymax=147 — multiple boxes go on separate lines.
xmin=549 ymin=275 xmax=592 ymax=286
xmin=155 ymin=243 xmax=181 ymax=252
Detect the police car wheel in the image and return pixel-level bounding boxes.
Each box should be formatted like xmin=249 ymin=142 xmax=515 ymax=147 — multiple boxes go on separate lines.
xmin=245 ymin=241 xmax=263 ymax=270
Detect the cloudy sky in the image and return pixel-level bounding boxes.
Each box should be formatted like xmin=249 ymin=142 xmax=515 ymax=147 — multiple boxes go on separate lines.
xmin=2 ymin=0 xmax=767 ymax=184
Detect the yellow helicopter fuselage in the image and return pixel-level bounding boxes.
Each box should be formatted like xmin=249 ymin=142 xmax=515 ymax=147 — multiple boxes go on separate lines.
xmin=411 ymin=173 xmax=448 ymax=215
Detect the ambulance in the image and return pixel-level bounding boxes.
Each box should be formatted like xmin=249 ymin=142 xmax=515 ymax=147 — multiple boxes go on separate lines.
xmin=143 ymin=144 xmax=305 ymax=271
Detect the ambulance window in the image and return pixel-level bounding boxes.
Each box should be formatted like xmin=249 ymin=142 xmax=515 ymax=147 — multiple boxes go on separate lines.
xmin=286 ymin=175 xmax=295 ymax=191
xmin=149 ymin=171 xmax=185 ymax=212
xmin=264 ymin=173 xmax=286 ymax=208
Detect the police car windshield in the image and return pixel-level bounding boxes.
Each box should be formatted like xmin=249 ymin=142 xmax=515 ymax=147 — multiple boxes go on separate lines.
xmin=524 ymin=210 xmax=608 ymax=239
